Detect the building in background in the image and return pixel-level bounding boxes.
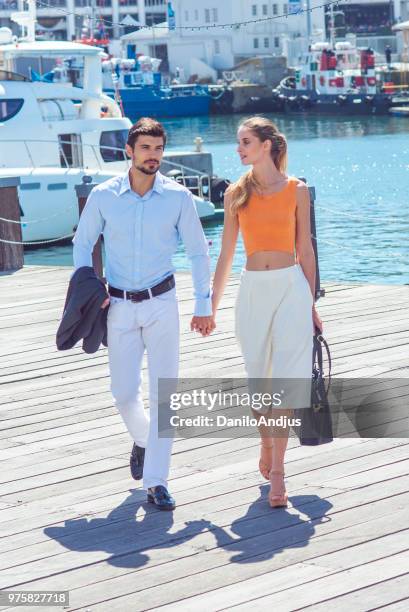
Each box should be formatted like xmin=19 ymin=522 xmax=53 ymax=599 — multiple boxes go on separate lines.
xmin=327 ymin=0 xmax=401 ymax=56
xmin=0 ymin=0 xmax=166 ymax=40
xmin=121 ymin=0 xmax=326 ymax=78
xmin=119 ymin=0 xmax=406 ymax=78
xmin=0 ymin=0 xmax=405 ymax=68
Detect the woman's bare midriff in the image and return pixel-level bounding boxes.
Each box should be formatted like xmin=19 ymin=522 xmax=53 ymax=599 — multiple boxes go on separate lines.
xmin=246 ymin=251 xmax=296 ymax=271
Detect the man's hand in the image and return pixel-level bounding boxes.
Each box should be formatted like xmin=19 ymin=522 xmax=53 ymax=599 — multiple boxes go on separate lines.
xmin=190 ymin=315 xmax=216 ymax=336
xmin=101 ymin=297 xmax=110 ymax=309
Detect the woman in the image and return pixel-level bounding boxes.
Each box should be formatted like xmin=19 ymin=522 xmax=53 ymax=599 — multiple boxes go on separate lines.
xmin=211 ymin=117 xmax=323 ymax=508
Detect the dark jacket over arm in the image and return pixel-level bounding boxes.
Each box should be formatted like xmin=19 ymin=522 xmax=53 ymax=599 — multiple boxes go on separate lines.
xmin=56 ymin=266 xmax=109 ymax=354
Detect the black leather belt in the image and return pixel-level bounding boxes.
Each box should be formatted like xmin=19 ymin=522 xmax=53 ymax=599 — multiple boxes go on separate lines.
xmin=108 ymin=275 xmax=175 ymax=303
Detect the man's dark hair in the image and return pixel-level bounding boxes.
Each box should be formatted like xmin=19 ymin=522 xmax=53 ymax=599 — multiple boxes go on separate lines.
xmin=127 ymin=117 xmax=167 ymax=149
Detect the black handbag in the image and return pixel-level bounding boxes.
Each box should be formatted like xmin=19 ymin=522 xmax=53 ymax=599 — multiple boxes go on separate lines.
xmin=294 ymin=330 xmax=334 ymax=446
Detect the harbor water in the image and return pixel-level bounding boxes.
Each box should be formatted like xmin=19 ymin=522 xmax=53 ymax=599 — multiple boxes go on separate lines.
xmin=25 ymin=113 xmax=409 ymax=285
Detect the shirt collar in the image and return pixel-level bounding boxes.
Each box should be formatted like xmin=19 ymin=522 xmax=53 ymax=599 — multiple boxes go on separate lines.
xmin=119 ymin=170 xmax=164 ymax=196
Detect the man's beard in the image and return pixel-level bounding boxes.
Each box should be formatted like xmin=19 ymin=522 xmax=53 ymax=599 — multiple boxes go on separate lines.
xmin=135 ymin=162 xmax=159 ymax=176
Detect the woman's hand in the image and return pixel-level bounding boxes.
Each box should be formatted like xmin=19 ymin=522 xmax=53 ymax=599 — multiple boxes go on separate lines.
xmin=312 ymin=305 xmax=323 ymax=334
xmin=190 ymin=315 xmax=216 ymax=336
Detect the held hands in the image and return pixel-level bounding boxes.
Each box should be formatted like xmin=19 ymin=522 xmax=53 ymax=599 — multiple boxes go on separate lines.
xmin=190 ymin=315 xmax=216 ymax=337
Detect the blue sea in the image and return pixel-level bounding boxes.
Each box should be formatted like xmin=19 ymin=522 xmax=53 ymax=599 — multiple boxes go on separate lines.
xmin=25 ymin=113 xmax=409 ymax=284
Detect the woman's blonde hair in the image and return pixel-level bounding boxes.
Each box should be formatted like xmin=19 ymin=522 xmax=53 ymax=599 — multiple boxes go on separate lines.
xmin=227 ymin=117 xmax=288 ymax=215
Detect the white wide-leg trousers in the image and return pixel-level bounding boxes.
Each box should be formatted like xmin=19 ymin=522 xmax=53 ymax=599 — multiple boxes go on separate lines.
xmin=107 ymin=287 xmax=179 ymax=490
xmin=235 ymin=263 xmax=314 ymax=411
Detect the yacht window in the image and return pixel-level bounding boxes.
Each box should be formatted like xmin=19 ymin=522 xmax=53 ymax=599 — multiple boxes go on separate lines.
xmin=0 ymin=99 xmax=24 ymax=122
xmin=58 ymin=134 xmax=83 ymax=168
xmin=99 ymin=130 xmax=128 ymax=162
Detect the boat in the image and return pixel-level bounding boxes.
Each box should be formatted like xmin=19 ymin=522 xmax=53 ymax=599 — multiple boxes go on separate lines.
xmin=388 ymin=106 xmax=409 ymax=117
xmin=271 ymin=39 xmax=407 ymax=115
xmin=102 ymin=56 xmax=220 ymax=119
xmin=0 ymin=2 xmax=216 ymax=244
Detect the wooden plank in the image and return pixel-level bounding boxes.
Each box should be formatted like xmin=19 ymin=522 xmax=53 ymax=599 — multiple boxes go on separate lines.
xmin=212 ymin=553 xmax=409 ymax=612
xmin=0 ymin=267 xmax=408 ymax=609
xmin=0 ymin=450 xmax=408 ymax=586
xmin=1 ymin=474 xmax=407 ymax=599
xmin=300 ymin=574 xmax=409 ymax=611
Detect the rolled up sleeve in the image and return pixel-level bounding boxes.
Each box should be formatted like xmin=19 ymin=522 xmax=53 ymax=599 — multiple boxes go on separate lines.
xmin=72 ymin=188 xmax=105 ymax=272
xmin=177 ymin=191 xmax=212 ymax=316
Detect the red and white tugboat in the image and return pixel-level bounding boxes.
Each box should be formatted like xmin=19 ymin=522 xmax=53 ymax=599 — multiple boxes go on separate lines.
xmin=273 ymin=40 xmax=399 ymax=115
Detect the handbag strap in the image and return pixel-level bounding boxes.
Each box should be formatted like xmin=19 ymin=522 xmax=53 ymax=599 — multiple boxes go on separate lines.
xmin=313 ymin=331 xmax=332 ymax=392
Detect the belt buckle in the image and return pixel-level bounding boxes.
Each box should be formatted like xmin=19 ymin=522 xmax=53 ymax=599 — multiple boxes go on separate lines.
xmin=129 ymin=290 xmax=148 ymax=303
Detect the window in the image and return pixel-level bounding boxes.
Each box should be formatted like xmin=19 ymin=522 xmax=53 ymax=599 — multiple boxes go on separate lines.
xmin=0 ymin=98 xmax=24 ymax=122
xmin=212 ymin=8 xmax=218 ymax=22
xmin=58 ymin=134 xmax=83 ymax=168
xmin=264 ymin=37 xmax=269 ymax=47
xmin=184 ymin=9 xmax=188 ymax=21
xmin=205 ymin=8 xmax=210 ymax=23
xmin=272 ymin=3 xmax=278 ymax=15
xmin=214 ymin=39 xmax=220 ymax=54
xmin=274 ymin=37 xmax=280 ymax=47
xmin=283 ymin=3 xmax=288 ymax=15
xmin=253 ymin=38 xmax=259 ymax=49
xmin=252 ymin=4 xmax=257 ymax=16
xmin=99 ymin=130 xmax=128 ymax=163
xmin=262 ymin=4 xmax=268 ymax=15
xmin=194 ymin=9 xmax=198 ymax=20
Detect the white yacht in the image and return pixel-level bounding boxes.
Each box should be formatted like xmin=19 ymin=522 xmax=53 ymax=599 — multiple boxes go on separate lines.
xmin=0 ymin=2 xmax=215 ymax=243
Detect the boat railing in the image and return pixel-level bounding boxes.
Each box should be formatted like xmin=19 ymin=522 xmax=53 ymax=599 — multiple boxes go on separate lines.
xmin=1 ymin=139 xmax=213 ymax=200
xmin=160 ymin=158 xmax=212 ymax=200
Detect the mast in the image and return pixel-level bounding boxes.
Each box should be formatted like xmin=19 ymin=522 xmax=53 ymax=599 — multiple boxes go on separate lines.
xmin=306 ymin=0 xmax=311 ymax=42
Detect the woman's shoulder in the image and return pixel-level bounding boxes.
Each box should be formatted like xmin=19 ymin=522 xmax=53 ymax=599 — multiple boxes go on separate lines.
xmin=288 ymin=175 xmax=303 ymax=185
xmin=291 ymin=176 xmax=309 ymax=193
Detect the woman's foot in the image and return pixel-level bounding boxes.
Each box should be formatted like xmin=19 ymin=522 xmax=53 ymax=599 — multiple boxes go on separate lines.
xmin=259 ymin=440 xmax=274 ymax=480
xmin=268 ymin=469 xmax=288 ymax=508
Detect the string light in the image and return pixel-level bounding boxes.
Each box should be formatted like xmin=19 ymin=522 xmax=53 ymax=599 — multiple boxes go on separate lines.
xmin=32 ymin=0 xmax=349 ymax=34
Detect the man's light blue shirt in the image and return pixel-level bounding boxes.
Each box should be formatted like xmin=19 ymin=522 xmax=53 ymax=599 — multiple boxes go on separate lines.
xmin=72 ymin=171 xmax=212 ymax=316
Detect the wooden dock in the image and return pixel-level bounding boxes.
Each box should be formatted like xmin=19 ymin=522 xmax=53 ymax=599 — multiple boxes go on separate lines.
xmin=0 ymin=266 xmax=409 ymax=611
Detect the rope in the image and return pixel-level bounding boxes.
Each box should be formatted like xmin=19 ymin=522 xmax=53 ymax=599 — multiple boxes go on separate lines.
xmin=313 ymin=235 xmax=407 ymax=261
xmin=0 ymin=233 xmax=75 ymax=245
xmin=34 ymin=0 xmax=342 ymax=32
xmin=0 ymin=206 xmax=76 ymax=225
xmin=315 ymin=204 xmax=406 ymax=225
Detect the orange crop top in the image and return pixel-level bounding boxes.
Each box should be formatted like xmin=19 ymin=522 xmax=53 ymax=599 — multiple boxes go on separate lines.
xmin=237 ymin=176 xmax=298 ymax=256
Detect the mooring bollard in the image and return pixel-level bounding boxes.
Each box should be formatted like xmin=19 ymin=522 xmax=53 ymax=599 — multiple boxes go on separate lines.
xmin=74 ymin=175 xmax=104 ymax=280
xmin=0 ymin=177 xmax=23 ymax=272
xmin=298 ymin=177 xmax=325 ymax=302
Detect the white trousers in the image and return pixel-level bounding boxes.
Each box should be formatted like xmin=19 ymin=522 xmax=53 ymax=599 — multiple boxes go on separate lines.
xmin=235 ymin=264 xmax=314 ymax=411
xmin=107 ymin=286 xmax=179 ymax=490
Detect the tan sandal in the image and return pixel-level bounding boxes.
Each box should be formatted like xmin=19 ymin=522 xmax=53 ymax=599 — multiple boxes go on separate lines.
xmin=258 ymin=440 xmax=274 ymax=480
xmin=268 ymin=469 xmax=288 ymax=508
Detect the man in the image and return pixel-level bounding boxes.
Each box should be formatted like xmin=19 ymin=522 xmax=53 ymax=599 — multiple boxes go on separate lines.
xmin=385 ymin=44 xmax=392 ymax=67
xmin=72 ymin=118 xmax=215 ymax=510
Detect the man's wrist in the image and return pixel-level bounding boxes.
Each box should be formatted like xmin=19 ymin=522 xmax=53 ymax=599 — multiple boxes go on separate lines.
xmin=194 ymin=295 xmax=212 ymax=317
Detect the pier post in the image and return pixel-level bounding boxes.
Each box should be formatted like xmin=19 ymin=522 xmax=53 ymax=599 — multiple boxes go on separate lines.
xmin=75 ymin=176 xmax=104 ymax=280
xmin=298 ymin=177 xmax=325 ymax=301
xmin=0 ymin=177 xmax=24 ymax=272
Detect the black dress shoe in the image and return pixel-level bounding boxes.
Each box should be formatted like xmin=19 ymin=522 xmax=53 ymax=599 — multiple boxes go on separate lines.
xmin=147 ymin=485 xmax=176 ymax=511
xmin=130 ymin=443 xmax=145 ymax=480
